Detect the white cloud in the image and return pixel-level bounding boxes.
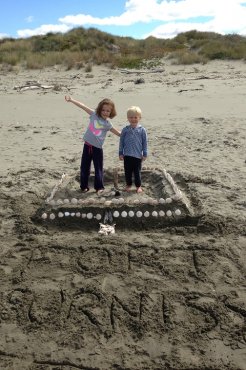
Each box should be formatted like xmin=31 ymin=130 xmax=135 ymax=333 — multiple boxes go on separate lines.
xmin=25 ymin=16 xmax=34 ymax=23
xmin=0 ymin=33 xmax=9 ymax=39
xmin=17 ymin=24 xmax=70 ymax=38
xmin=16 ymin=0 xmax=246 ymax=39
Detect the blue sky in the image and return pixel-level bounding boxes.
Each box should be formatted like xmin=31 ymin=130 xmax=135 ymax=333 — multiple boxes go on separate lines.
xmin=1 ymin=0 xmax=246 ymax=40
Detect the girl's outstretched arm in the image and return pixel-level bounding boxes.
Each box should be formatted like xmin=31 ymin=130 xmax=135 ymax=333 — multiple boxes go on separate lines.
xmin=110 ymin=127 xmax=121 ymax=137
xmin=65 ymin=95 xmax=94 ymax=115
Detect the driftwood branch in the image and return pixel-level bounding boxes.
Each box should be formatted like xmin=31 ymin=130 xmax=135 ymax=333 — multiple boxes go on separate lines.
xmin=118 ymin=68 xmax=165 ymax=74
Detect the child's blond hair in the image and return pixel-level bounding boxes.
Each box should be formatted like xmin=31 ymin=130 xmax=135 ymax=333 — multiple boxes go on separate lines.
xmin=127 ymin=106 xmax=142 ymax=118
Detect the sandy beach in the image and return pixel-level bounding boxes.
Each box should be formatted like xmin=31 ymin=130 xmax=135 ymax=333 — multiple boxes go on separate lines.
xmin=0 ymin=59 xmax=246 ymax=369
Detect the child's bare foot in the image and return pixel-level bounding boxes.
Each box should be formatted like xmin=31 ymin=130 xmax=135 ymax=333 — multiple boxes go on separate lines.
xmin=124 ymin=186 xmax=132 ymax=192
xmin=136 ymin=187 xmax=143 ymax=193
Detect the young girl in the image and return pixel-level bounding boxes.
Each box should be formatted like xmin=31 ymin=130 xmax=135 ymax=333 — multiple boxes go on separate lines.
xmin=65 ymin=96 xmax=121 ymax=194
xmin=119 ymin=106 xmax=147 ymax=193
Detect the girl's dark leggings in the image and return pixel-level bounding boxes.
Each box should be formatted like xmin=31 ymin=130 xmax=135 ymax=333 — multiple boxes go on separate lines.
xmin=80 ymin=143 xmax=104 ymax=191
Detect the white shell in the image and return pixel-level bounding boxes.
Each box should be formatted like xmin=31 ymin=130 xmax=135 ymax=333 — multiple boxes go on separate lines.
xmin=78 ymin=199 xmax=84 ymax=204
xmin=121 ymin=211 xmax=127 ymax=217
xmin=144 ymin=211 xmax=150 ymax=217
xmin=63 ymin=199 xmax=70 ymax=204
xmin=152 ymin=211 xmax=158 ymax=217
xmin=175 ymin=209 xmax=181 ymax=216
xmin=99 ymin=197 xmax=106 ymax=203
xmin=95 ymin=214 xmax=102 ymax=220
xmin=166 ymin=210 xmax=172 ymax=217
xmin=148 ymin=198 xmax=155 ymax=205
xmin=87 ymin=198 xmax=94 ymax=203
xmin=111 ymin=198 xmax=118 ymax=204
xmin=105 ymin=200 xmax=112 ymax=206
xmin=76 ymin=212 xmax=81 ymax=217
xmin=159 ymin=198 xmax=165 ymax=204
xmin=49 ymin=199 xmax=56 ymax=206
xmin=71 ymin=212 xmax=75 ymax=217
xmin=41 ymin=213 xmax=47 ymax=219
xmin=71 ymin=198 xmax=78 ymax=204
xmin=50 ymin=213 xmax=56 ymax=220
xmin=166 ymin=198 xmax=172 ymax=204
xmin=128 ymin=210 xmax=134 ymax=217
xmin=87 ymin=213 xmax=93 ymax=219
xmin=152 ymin=199 xmax=158 ymax=205
xmin=141 ymin=198 xmax=149 ymax=204
xmin=133 ymin=199 xmax=140 ymax=205
xmin=56 ymin=199 xmax=63 ymax=205
xmin=81 ymin=213 xmax=86 ymax=218
xmin=159 ymin=210 xmax=165 ymax=217
xmin=118 ymin=198 xmax=124 ymax=204
xmin=58 ymin=212 xmax=64 ymax=218
xmin=113 ymin=211 xmax=120 ymax=217
xmin=65 ymin=212 xmax=70 ymax=217
xmin=136 ymin=211 xmax=143 ymax=217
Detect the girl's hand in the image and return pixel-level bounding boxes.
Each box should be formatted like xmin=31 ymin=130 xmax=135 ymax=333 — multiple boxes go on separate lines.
xmin=65 ymin=95 xmax=71 ymax=102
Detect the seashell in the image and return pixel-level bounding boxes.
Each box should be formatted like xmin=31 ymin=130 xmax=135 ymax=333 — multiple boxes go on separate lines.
xmin=111 ymin=198 xmax=119 ymax=205
xmin=118 ymin=198 xmax=124 ymax=204
xmin=152 ymin=211 xmax=158 ymax=217
xmin=141 ymin=198 xmax=149 ymax=204
xmin=136 ymin=211 xmax=143 ymax=217
xmin=175 ymin=209 xmax=181 ymax=216
xmin=81 ymin=213 xmax=86 ymax=218
xmin=87 ymin=198 xmax=94 ymax=203
xmin=76 ymin=212 xmax=81 ymax=217
xmin=133 ymin=199 xmax=140 ymax=205
xmin=152 ymin=199 xmax=158 ymax=206
xmin=63 ymin=199 xmax=70 ymax=204
xmin=128 ymin=210 xmax=134 ymax=217
xmin=78 ymin=198 xmax=84 ymax=204
xmin=172 ymin=193 xmax=182 ymax=201
xmin=95 ymin=214 xmax=102 ymax=220
xmin=87 ymin=213 xmax=93 ymax=219
xmin=159 ymin=198 xmax=165 ymax=204
xmin=113 ymin=211 xmax=120 ymax=217
xmin=105 ymin=200 xmax=112 ymax=206
xmin=65 ymin=212 xmax=70 ymax=217
xmin=159 ymin=210 xmax=165 ymax=217
xmin=71 ymin=198 xmax=78 ymax=204
xmin=49 ymin=199 xmax=56 ymax=206
xmin=166 ymin=198 xmax=172 ymax=204
xmin=99 ymin=197 xmax=106 ymax=203
xmin=50 ymin=213 xmax=56 ymax=220
xmin=41 ymin=213 xmax=47 ymax=219
xmin=71 ymin=212 xmax=75 ymax=217
xmin=121 ymin=211 xmax=127 ymax=217
xmin=148 ymin=198 xmax=156 ymax=205
xmin=166 ymin=210 xmax=172 ymax=217
xmin=144 ymin=211 xmax=150 ymax=217
xmin=56 ymin=199 xmax=63 ymax=205
xmin=58 ymin=212 xmax=64 ymax=218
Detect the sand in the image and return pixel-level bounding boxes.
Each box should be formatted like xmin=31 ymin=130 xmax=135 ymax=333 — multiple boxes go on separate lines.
xmin=0 ymin=59 xmax=246 ymax=369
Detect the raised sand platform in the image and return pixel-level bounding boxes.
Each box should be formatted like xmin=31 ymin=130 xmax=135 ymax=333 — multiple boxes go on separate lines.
xmin=35 ymin=166 xmax=198 ymax=230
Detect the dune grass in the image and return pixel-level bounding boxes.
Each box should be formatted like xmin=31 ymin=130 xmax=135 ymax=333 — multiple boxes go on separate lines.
xmin=0 ymin=28 xmax=246 ymax=70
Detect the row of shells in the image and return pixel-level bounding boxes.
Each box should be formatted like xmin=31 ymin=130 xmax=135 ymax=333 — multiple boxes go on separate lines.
xmin=41 ymin=208 xmax=182 ymax=220
xmin=46 ymin=194 xmax=182 ymax=207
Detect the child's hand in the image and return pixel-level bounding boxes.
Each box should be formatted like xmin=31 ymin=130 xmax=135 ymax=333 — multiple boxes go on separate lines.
xmin=142 ymin=156 xmax=147 ymax=161
xmin=119 ymin=155 xmax=124 ymax=161
xmin=65 ymin=95 xmax=71 ymax=102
